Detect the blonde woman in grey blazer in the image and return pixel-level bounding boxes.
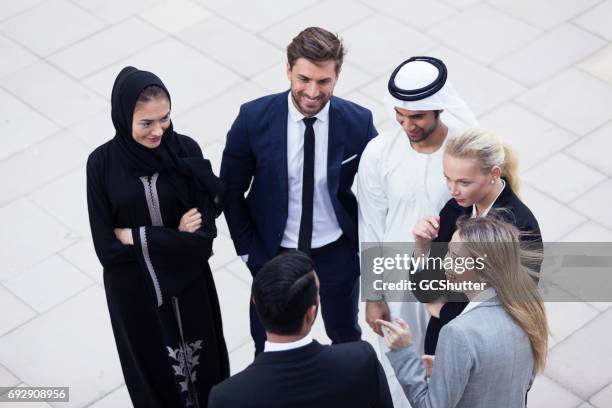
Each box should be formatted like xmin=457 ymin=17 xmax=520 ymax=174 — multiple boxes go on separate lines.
xmin=378 ymin=216 xmax=548 ymax=408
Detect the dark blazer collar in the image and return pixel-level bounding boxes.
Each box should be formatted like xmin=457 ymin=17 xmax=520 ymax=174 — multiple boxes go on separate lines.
xmin=491 ymin=177 xmax=515 ymax=209
xmin=252 ymin=340 xmax=325 ymax=365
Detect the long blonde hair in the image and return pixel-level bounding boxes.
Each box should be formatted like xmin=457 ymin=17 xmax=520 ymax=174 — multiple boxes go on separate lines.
xmin=445 ymin=128 xmax=520 ymax=196
xmin=455 ymin=216 xmax=548 ymax=373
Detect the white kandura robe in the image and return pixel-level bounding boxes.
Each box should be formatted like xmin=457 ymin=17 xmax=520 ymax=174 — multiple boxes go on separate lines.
xmin=357 ymin=127 xmax=452 ymax=408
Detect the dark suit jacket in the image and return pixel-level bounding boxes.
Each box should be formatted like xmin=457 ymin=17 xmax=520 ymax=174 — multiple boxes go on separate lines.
xmin=208 ymin=340 xmax=393 ymax=408
xmin=414 ymin=179 xmax=543 ymax=353
xmin=220 ymin=91 xmax=377 ymax=268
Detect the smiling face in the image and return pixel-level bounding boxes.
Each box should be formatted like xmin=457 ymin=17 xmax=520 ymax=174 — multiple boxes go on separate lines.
xmin=287 ymin=57 xmax=338 ymax=117
xmin=131 ymin=97 xmax=171 ymax=149
xmin=394 ymin=108 xmax=440 ymax=143
xmin=443 ymin=152 xmax=501 ymax=207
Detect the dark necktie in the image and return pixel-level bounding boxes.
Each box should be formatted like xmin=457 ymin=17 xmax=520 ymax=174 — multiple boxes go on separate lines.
xmin=298 ymin=117 xmax=317 ymax=254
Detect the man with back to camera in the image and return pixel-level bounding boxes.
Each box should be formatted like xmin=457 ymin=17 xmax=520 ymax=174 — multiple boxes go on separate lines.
xmin=220 ymin=27 xmax=377 ymax=354
xmin=208 ymin=251 xmax=393 ymax=408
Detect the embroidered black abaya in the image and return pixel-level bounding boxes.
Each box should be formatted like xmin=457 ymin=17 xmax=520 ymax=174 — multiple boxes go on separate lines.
xmin=86 ymin=67 xmax=229 ymax=408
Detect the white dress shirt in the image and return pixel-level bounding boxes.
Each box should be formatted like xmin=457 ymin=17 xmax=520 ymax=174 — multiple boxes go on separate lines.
xmin=471 ymin=179 xmax=506 ymax=218
xmin=264 ymin=334 xmax=313 ymax=352
xmin=281 ymin=92 xmax=343 ymax=249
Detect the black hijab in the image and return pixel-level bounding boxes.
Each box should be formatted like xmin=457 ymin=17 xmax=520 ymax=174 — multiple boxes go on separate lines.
xmin=111 ymin=66 xmax=224 ymax=215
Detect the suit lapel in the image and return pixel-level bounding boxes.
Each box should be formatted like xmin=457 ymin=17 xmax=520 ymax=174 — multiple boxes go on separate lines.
xmin=269 ymin=91 xmax=290 ymax=212
xmin=327 ymin=98 xmax=346 ymax=197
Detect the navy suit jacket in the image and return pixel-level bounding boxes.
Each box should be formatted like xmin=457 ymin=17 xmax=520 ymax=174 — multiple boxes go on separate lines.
xmin=220 ymin=91 xmax=377 ymax=268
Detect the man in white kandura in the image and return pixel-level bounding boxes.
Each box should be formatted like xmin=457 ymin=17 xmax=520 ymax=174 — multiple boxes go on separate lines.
xmin=357 ymin=56 xmax=477 ymax=408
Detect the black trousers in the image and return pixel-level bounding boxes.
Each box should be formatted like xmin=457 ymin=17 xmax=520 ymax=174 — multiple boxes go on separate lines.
xmin=248 ymin=235 xmax=362 ymax=354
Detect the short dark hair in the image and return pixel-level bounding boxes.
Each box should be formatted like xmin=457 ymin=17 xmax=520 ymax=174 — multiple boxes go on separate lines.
xmin=287 ymin=27 xmax=346 ymax=74
xmin=252 ymin=251 xmax=318 ymax=335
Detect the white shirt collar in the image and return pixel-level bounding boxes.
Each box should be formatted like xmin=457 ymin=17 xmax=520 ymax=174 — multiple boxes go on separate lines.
xmin=471 ymin=179 xmax=506 ymax=218
xmin=264 ymin=334 xmax=313 ymax=353
xmin=287 ymin=92 xmax=330 ymax=123
xmin=460 ymin=287 xmax=497 ymax=316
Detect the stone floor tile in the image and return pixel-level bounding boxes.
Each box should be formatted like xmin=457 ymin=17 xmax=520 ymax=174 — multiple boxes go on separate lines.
xmin=0 ymin=133 xmax=90 ymax=206
xmin=342 ymin=14 xmax=438 ymax=76
xmin=66 ymin=109 xmax=114 ymax=150
xmin=490 ymin=0 xmax=601 ymax=30
xmin=214 ymin=269 xmax=252 ymax=351
xmin=259 ymin=0 xmax=374 ymax=48
xmin=0 ymin=285 xmax=36 ymax=336
xmin=0 ymin=88 xmax=59 ymax=161
xmin=82 ymin=38 xmax=241 ymax=115
xmin=0 ymin=363 xmax=19 ymax=388
xmin=0 ymin=287 xmax=124 ymax=408
xmin=479 ymin=103 xmax=577 ymax=171
xmin=88 ymin=385 xmax=131 ymax=408
xmin=48 ymin=17 xmax=165 ymax=79
xmin=140 ymin=0 xmax=212 ymax=34
xmin=70 ymin=0 xmax=164 ymax=24
xmin=574 ymin=0 xmax=612 ymax=42
xmin=570 ymin=180 xmax=612 ymax=230
xmin=0 ymin=34 xmax=37 ymax=78
xmin=195 ymin=0 xmax=318 ymax=33
xmin=544 ymin=296 xmax=599 ymax=344
xmin=0 ymin=0 xmax=106 ymax=56
xmin=0 ymin=0 xmax=45 ymax=21
xmin=3 ymin=256 xmax=93 ymax=313
xmin=360 ymin=0 xmax=456 ymax=30
xmin=521 ymin=185 xmax=587 ymax=241
xmin=560 ymin=221 xmax=612 ymax=242
xmin=493 ymin=24 xmax=605 ymax=87
xmin=0 ymin=198 xmax=76 ymax=280
xmin=427 ymin=4 xmax=540 ymax=64
xmin=578 ymin=45 xmax=612 ymax=85
xmin=516 ymin=68 xmax=612 ymax=136
xmin=343 ymin=89 xmax=389 ymax=128
xmin=527 ymin=375 xmax=583 ymax=408
xmin=177 ymin=16 xmax=284 ymax=77
xmin=590 ymin=381 xmax=612 ymax=408
xmin=30 ymin=167 xmax=89 ymax=238
xmin=523 ymin=153 xmax=607 ymax=203
xmin=566 ymin=121 xmax=612 ymax=177
xmin=0 ymin=61 xmax=107 ymax=127
xmin=228 ymin=340 xmax=254 ymax=375
xmin=545 ymin=309 xmax=612 ymax=399
xmin=175 ymin=80 xmax=266 ymax=147
xmin=60 ymin=240 xmax=103 ymax=286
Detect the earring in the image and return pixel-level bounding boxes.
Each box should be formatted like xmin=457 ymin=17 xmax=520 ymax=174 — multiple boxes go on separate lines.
xmin=490 ymin=179 xmax=495 ymax=184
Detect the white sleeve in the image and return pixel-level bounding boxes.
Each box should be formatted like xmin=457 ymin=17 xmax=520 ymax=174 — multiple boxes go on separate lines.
xmin=357 ymin=140 xmax=388 ymax=245
xmin=357 ymin=141 xmax=388 ymax=301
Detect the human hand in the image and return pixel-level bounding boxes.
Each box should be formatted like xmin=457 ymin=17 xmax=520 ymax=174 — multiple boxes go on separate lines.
xmin=114 ymin=228 xmax=134 ymax=245
xmin=422 ymin=355 xmax=435 ymax=377
xmin=412 ymin=216 xmax=440 ymax=246
xmin=366 ymin=300 xmax=390 ymax=337
xmin=377 ymin=317 xmax=413 ymax=350
xmin=179 ymin=208 xmax=202 ymax=233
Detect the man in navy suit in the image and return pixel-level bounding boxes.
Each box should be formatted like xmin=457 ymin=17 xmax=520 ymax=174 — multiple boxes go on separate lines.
xmin=220 ymin=27 xmax=377 ymax=353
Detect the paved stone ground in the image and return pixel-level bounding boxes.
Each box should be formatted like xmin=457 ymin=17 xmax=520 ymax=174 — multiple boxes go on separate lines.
xmin=1 ymin=0 xmax=612 ymax=406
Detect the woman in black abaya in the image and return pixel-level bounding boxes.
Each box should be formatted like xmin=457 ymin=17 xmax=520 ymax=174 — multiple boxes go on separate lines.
xmin=86 ymin=66 xmax=229 ymax=407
